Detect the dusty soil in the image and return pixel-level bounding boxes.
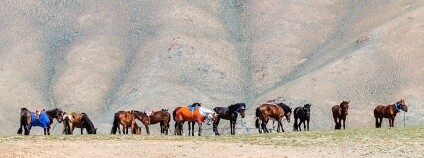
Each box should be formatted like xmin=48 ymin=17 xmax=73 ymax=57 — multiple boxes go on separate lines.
xmin=0 ymin=134 xmax=419 ymax=158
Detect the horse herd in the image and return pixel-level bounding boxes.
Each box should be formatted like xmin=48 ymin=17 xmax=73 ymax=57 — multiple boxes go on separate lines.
xmin=17 ymin=99 xmax=408 ymax=136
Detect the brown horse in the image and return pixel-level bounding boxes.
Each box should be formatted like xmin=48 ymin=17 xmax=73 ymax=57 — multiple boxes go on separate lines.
xmin=111 ymin=111 xmax=141 ymax=134
xmin=255 ymin=103 xmax=292 ymax=133
xmin=62 ymin=112 xmax=97 ymax=135
xmin=332 ymin=101 xmax=350 ymax=130
xmin=172 ymin=107 xmax=195 ymax=136
xmin=131 ymin=109 xmax=171 ymax=135
xmin=174 ymin=105 xmax=218 ymax=136
xmin=374 ymin=99 xmax=408 ymax=128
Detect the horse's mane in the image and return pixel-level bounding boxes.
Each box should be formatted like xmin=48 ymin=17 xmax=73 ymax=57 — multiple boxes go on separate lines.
xmin=228 ymin=103 xmax=246 ymax=112
xmin=340 ymin=101 xmax=349 ymax=107
xmin=81 ymin=113 xmax=95 ymax=129
xmin=276 ymin=103 xmax=292 ymax=113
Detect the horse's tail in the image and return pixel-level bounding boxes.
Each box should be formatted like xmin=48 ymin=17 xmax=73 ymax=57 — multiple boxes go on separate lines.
xmin=111 ymin=113 xmax=119 ymax=134
xmin=255 ymin=107 xmax=261 ymax=128
xmin=63 ymin=115 xmax=71 ymax=135
xmin=18 ymin=109 xmax=30 ymax=135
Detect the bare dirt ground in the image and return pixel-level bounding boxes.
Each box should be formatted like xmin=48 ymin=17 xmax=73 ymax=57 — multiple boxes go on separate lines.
xmin=0 ymin=139 xmax=291 ymax=158
xmin=1 ymin=127 xmax=423 ymax=158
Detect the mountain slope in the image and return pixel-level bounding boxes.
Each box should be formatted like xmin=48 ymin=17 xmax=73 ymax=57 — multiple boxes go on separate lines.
xmin=0 ymin=0 xmax=423 ymax=134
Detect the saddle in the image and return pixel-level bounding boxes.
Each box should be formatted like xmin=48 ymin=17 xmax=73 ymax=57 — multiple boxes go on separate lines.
xmin=188 ymin=103 xmax=201 ymax=111
xmin=144 ymin=110 xmax=154 ymax=125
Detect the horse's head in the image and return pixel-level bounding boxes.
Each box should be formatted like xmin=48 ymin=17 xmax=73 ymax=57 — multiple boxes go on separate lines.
xmin=398 ymin=99 xmax=408 ymax=112
xmin=92 ymin=128 xmax=97 ymax=134
xmin=131 ymin=110 xmax=143 ymax=119
xmin=285 ymin=107 xmax=292 ymax=123
xmin=55 ymin=108 xmax=64 ymax=123
xmin=303 ymin=104 xmax=312 ymax=118
xmin=133 ymin=126 xmax=141 ymax=135
xmin=237 ymin=103 xmax=246 ymax=118
xmin=340 ymin=101 xmax=350 ymax=116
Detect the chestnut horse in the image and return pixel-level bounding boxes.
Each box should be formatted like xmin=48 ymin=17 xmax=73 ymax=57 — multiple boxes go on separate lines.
xmin=131 ymin=109 xmax=171 ymax=135
xmin=62 ymin=112 xmax=97 ymax=135
xmin=172 ymin=107 xmax=195 ymax=136
xmin=111 ymin=111 xmax=141 ymax=134
xmin=293 ymin=104 xmax=311 ymax=131
xmin=331 ymin=101 xmax=350 ymax=130
xmin=174 ymin=106 xmax=218 ymax=136
xmin=17 ymin=108 xmax=63 ymax=135
xmin=255 ymin=103 xmax=292 ymax=133
xmin=212 ymin=103 xmax=246 ymax=135
xmin=374 ymin=99 xmax=408 ymax=128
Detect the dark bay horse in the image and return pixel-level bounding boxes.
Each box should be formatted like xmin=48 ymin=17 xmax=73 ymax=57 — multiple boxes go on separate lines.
xmin=255 ymin=103 xmax=292 ymax=133
xmin=111 ymin=111 xmax=141 ymax=135
xmin=131 ymin=109 xmax=171 ymax=135
xmin=374 ymin=99 xmax=408 ymax=128
xmin=293 ymin=104 xmax=311 ymax=131
xmin=212 ymin=103 xmax=246 ymax=135
xmin=17 ymin=108 xmax=63 ymax=135
xmin=174 ymin=106 xmax=218 ymax=136
xmin=62 ymin=112 xmax=97 ymax=135
xmin=332 ymin=101 xmax=350 ymax=130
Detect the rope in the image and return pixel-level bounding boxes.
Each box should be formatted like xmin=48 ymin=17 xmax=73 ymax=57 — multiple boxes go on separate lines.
xmin=51 ymin=122 xmax=58 ymax=132
xmin=404 ymin=112 xmax=406 ymax=127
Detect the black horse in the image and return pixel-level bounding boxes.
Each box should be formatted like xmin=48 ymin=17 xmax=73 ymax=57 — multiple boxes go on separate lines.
xmin=17 ymin=108 xmax=63 ymax=135
xmin=293 ymin=104 xmax=311 ymax=131
xmin=213 ymin=103 xmax=246 ymax=135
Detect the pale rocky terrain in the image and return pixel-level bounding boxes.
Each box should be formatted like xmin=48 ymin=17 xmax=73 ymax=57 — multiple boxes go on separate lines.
xmin=1 ymin=0 xmax=423 ymax=135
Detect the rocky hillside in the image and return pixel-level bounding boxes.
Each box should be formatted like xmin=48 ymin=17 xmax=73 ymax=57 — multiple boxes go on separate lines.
xmin=1 ymin=0 xmax=423 ymax=135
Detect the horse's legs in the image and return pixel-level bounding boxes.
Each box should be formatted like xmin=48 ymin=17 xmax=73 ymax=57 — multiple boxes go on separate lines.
xmin=342 ymin=118 xmax=346 ymax=129
xmin=293 ymin=117 xmax=298 ymax=131
xmin=333 ymin=117 xmax=339 ymax=130
xmin=299 ymin=119 xmax=303 ymax=131
xmin=198 ymin=123 xmax=202 ymax=136
xmin=191 ymin=122 xmax=195 ymax=136
xmin=213 ymin=118 xmax=221 ymax=136
xmin=262 ymin=118 xmax=269 ymax=133
xmin=231 ymin=120 xmax=236 ymax=135
xmin=376 ymin=117 xmax=380 ymax=128
xmin=390 ymin=117 xmax=395 ymax=127
xmin=279 ymin=119 xmax=284 ymax=132
xmin=145 ymin=125 xmax=150 ymax=134
xmin=306 ymin=119 xmax=310 ymax=131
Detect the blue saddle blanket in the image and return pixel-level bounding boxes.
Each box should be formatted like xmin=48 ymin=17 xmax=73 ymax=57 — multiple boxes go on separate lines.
xmin=30 ymin=112 xmax=50 ymax=128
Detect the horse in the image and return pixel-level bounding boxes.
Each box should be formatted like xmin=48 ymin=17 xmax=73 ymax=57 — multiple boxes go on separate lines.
xmin=172 ymin=107 xmax=194 ymax=136
xmin=111 ymin=111 xmax=141 ymax=135
xmin=212 ymin=103 xmax=246 ymax=135
xmin=131 ymin=109 xmax=171 ymax=135
xmin=374 ymin=99 xmax=408 ymax=128
xmin=17 ymin=108 xmax=63 ymax=135
xmin=293 ymin=104 xmax=311 ymax=131
xmin=332 ymin=101 xmax=350 ymax=130
xmin=174 ymin=105 xmax=218 ymax=136
xmin=255 ymin=103 xmax=292 ymax=133
xmin=62 ymin=112 xmax=97 ymax=135
xmin=63 ymin=112 xmax=74 ymax=135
